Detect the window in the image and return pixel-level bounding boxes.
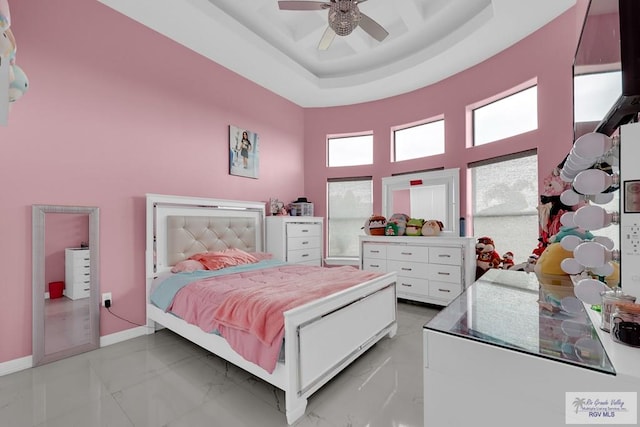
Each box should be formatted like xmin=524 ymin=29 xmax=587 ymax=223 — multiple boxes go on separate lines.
xmin=327 ymin=178 xmax=373 ymax=258
xmin=574 ymin=71 xmax=622 ymax=122
xmin=471 ymin=152 xmax=538 ymax=265
xmin=393 ymin=119 xmax=445 ymax=161
xmin=328 ymin=134 xmax=373 ymax=167
xmin=473 ymin=86 xmax=538 ymax=146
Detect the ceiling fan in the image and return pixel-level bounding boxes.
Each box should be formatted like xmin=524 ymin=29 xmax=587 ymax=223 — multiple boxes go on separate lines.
xmin=277 ymin=0 xmax=389 ymax=50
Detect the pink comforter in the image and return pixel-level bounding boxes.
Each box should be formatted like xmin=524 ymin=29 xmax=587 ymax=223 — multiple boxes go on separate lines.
xmin=167 ymin=264 xmax=382 ymax=373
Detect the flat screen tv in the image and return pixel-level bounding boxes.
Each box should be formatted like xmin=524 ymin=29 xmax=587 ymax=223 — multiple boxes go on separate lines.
xmin=574 ymin=0 xmax=640 ymax=136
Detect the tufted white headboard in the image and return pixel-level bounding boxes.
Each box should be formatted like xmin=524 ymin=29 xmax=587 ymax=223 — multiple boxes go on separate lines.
xmin=166 ymin=215 xmax=258 ymax=265
xmin=146 ymin=194 xmax=265 ymax=277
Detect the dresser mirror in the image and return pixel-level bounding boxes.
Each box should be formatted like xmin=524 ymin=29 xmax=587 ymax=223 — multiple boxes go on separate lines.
xmin=382 ymin=168 xmax=460 ymax=236
xmin=32 ymin=205 xmax=100 ymax=366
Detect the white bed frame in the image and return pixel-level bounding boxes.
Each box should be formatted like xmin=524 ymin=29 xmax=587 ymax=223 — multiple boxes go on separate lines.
xmin=145 ymin=194 xmax=398 ymax=424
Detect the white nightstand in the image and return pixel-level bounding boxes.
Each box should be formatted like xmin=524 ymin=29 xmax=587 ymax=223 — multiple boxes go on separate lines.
xmin=266 ymin=216 xmax=324 ymax=266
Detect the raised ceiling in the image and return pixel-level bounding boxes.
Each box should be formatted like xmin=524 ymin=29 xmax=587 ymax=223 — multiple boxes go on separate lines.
xmin=98 ymin=0 xmax=576 ymax=107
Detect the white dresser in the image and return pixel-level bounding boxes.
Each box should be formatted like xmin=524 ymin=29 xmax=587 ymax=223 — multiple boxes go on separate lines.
xmin=65 ymin=248 xmax=91 ymax=300
xmin=359 ymin=235 xmax=475 ymax=306
xmin=266 ymin=216 xmax=323 ymax=266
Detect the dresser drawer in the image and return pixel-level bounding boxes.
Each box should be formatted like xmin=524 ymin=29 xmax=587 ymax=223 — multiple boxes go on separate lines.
xmin=427 ymin=264 xmax=461 ymax=284
xmin=287 ymin=248 xmax=321 ymax=264
xmin=362 ymin=257 xmax=387 ymax=272
xmin=288 ymin=235 xmax=321 ymax=251
xmin=397 ymin=276 xmax=429 ymax=298
xmin=428 ymin=280 xmax=461 ymax=301
xmin=362 ymin=243 xmax=387 ymax=260
xmin=69 ymin=264 xmax=90 ymax=275
xmin=387 ymin=245 xmax=429 ymax=262
xmin=387 ymin=259 xmax=429 ymax=278
xmin=428 ymin=246 xmax=462 ymax=266
xmin=287 ymin=223 xmax=321 ymax=238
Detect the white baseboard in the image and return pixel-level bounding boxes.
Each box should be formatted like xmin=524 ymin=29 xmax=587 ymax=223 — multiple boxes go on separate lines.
xmin=0 ymin=327 xmax=147 ymax=378
xmin=100 ymin=326 xmax=148 ymax=347
xmin=0 ymin=356 xmax=33 ymax=377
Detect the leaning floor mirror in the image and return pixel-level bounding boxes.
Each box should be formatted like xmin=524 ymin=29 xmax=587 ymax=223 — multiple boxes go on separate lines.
xmin=32 ymin=205 xmax=100 ymax=366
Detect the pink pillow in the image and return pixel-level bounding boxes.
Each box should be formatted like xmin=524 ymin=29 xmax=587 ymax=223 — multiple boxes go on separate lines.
xmin=171 ymin=259 xmax=206 ymax=273
xmin=189 ymin=249 xmax=259 ymax=271
xmin=250 ymin=251 xmax=274 ymax=261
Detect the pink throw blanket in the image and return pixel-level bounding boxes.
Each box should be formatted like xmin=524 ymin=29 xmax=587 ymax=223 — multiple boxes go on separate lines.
xmin=167 ymin=264 xmax=382 ymax=373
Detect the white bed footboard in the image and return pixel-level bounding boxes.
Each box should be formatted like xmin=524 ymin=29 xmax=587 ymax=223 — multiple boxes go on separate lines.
xmin=283 ymin=273 xmax=397 ymax=424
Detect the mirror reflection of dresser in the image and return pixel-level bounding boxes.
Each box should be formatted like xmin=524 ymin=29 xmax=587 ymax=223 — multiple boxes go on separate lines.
xmin=65 ymin=247 xmax=91 ymax=300
xmin=32 ymin=205 xmax=100 ymax=366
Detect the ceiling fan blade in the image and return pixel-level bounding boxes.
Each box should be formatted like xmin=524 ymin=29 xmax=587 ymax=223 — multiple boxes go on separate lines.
xmin=318 ymin=26 xmax=336 ymax=50
xmin=278 ymin=1 xmax=330 ymax=11
xmin=358 ymin=12 xmax=388 ymax=42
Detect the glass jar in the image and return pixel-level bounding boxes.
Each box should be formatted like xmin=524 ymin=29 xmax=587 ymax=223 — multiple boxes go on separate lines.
xmin=601 ymin=289 xmax=636 ymax=332
xmin=610 ymin=302 xmax=640 ymax=347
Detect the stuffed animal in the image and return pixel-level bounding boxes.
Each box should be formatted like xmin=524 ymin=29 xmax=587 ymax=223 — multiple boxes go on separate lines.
xmin=405 ymin=218 xmax=424 ymax=236
xmin=537 ymin=168 xmax=585 ymax=253
xmin=511 ymin=253 xmax=539 ymax=272
xmin=422 ymin=219 xmax=444 ymax=236
xmin=384 ymin=222 xmax=399 ymax=236
xmin=0 ymin=0 xmax=10 ymax=32
xmin=534 ymin=242 xmax=574 ymax=278
xmin=387 ymin=213 xmax=410 ymax=236
xmin=501 ymin=251 xmax=515 ymax=269
xmin=475 ymin=236 xmax=500 ymax=279
xmin=8 ymin=63 xmax=28 ymax=102
xmin=1 ymin=1 xmax=28 ymax=114
xmin=364 ymin=214 xmax=387 ymax=236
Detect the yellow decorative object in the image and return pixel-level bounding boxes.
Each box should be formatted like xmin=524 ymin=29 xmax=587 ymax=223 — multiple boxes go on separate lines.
xmin=604 ymin=261 xmax=620 ymax=288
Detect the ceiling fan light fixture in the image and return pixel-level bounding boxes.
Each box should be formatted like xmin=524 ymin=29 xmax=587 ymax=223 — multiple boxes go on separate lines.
xmin=328 ymin=0 xmax=361 ymax=36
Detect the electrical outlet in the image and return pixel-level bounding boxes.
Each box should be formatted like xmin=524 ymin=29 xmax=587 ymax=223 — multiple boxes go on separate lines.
xmin=102 ymin=292 xmax=112 ymax=307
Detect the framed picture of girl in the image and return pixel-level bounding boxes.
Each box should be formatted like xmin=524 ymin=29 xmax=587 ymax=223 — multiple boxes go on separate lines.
xmin=229 ymin=125 xmax=259 ymax=179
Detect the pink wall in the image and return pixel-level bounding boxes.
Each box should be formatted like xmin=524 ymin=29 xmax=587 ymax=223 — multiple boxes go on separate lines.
xmin=303 ymin=7 xmax=580 ymax=224
xmin=0 ymin=1 xmax=586 ymax=366
xmin=0 ymin=0 xmax=305 ymax=364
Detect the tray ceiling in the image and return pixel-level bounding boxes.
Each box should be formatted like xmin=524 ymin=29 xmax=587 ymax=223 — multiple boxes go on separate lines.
xmin=98 ymin=0 xmax=576 ymax=107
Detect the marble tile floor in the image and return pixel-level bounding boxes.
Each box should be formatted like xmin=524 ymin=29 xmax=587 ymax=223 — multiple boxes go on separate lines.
xmin=0 ymin=301 xmax=440 ymax=427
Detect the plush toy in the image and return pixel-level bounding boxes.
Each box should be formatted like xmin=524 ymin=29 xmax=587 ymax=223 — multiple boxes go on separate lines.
xmin=0 ymin=27 xmax=13 ymax=59
xmin=387 ymin=213 xmax=410 ymax=236
xmin=422 ymin=219 xmax=444 ymax=236
xmin=534 ymin=242 xmax=574 ymax=278
xmin=0 ymin=0 xmax=10 ymax=31
xmin=537 ymin=168 xmax=588 ymax=254
xmin=604 ymin=261 xmax=620 ymax=288
xmin=1 ymin=1 xmax=28 ymax=118
xmin=8 ymin=63 xmax=27 ymax=102
xmin=534 ymin=241 xmax=577 ymax=310
xmin=475 ymin=236 xmax=500 ymax=279
xmin=511 ymin=253 xmax=539 ymax=273
xmin=384 ymin=222 xmax=399 ymax=236
xmin=363 ymin=214 xmax=387 ymax=236
xmin=405 ymin=218 xmax=424 ymax=236
xmin=500 ymin=251 xmax=515 ymax=269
